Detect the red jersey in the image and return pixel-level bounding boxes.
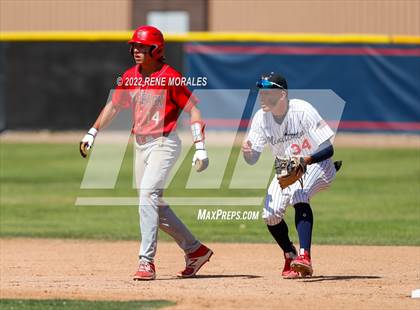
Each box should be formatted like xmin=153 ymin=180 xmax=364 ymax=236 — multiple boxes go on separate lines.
xmin=112 ymin=64 xmax=198 ymax=135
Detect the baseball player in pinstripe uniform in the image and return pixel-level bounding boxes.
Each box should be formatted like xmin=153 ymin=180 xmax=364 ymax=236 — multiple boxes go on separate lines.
xmin=79 ymin=26 xmax=213 ymax=281
xmin=242 ymin=72 xmax=341 ymax=278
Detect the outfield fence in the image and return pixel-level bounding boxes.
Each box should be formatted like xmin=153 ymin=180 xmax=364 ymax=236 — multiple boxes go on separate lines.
xmin=0 ymin=32 xmax=419 ymax=133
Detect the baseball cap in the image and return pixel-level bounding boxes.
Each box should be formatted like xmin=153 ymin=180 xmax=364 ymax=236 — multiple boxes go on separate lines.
xmin=256 ymin=72 xmax=288 ymax=90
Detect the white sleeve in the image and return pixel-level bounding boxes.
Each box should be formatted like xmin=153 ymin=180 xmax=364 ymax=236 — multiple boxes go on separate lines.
xmin=247 ymin=111 xmax=267 ymax=153
xmin=304 ymin=104 xmax=334 ymax=147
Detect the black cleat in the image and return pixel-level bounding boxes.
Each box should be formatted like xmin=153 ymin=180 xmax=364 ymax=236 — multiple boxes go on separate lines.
xmin=334 ymin=160 xmax=343 ymax=172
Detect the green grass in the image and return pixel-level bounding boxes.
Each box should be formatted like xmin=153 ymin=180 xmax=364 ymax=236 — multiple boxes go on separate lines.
xmin=0 ymin=299 xmax=173 ymax=310
xmin=0 ymin=142 xmax=419 ymax=245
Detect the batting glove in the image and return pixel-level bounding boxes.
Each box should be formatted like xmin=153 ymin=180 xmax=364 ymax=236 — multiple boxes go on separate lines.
xmin=192 ymin=142 xmax=209 ymax=172
xmin=79 ymin=127 xmax=98 ymax=158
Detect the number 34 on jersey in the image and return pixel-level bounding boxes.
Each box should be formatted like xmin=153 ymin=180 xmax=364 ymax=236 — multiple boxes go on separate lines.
xmin=290 ymin=138 xmax=312 ymax=155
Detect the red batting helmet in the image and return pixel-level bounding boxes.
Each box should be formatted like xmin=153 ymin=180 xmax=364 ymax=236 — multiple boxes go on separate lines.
xmin=129 ymin=26 xmax=164 ymax=60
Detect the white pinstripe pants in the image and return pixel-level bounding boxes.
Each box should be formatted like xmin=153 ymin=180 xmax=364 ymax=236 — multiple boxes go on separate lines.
xmin=263 ymin=159 xmax=336 ymax=226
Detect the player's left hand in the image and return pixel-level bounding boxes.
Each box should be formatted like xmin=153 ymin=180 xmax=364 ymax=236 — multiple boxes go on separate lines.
xmin=275 ymin=156 xmax=307 ymax=189
xmin=192 ymin=149 xmax=209 ymax=172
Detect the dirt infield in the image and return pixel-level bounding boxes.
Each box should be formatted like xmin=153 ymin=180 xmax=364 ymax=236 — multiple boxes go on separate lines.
xmin=1 ymin=239 xmax=419 ymax=309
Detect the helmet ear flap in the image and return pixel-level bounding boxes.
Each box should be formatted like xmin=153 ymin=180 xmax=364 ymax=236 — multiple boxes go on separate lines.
xmin=149 ymin=45 xmax=156 ymax=58
xmin=149 ymin=45 xmax=163 ymax=59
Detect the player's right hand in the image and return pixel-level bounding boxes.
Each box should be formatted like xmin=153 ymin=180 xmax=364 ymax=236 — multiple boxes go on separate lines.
xmin=79 ymin=128 xmax=98 ymax=158
xmin=241 ymin=140 xmax=253 ymax=155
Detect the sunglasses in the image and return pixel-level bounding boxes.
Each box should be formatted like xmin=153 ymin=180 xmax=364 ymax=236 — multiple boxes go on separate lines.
xmin=131 ymin=44 xmax=151 ymax=53
xmin=256 ymin=79 xmax=285 ymax=89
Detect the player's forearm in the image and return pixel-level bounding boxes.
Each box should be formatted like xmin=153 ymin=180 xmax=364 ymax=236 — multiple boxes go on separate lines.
xmin=80 ymin=102 xmax=118 ymax=158
xmin=92 ymin=102 xmax=119 ymax=131
xmin=189 ymin=106 xmax=202 ymax=123
xmin=189 ymin=106 xmax=206 ymax=148
xmin=188 ymin=106 xmax=209 ymax=171
xmin=306 ymin=140 xmax=334 ymax=165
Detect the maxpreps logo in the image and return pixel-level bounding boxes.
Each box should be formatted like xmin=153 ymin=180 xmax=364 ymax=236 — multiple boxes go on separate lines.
xmin=197 ymin=209 xmax=260 ymax=221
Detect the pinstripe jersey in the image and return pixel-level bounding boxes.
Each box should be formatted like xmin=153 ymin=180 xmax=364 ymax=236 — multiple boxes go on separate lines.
xmin=247 ymin=99 xmax=334 ymax=157
xmin=247 ymin=99 xmax=336 ymax=225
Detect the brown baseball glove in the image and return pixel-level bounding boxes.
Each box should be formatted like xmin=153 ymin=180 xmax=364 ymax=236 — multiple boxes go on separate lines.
xmin=274 ymin=156 xmax=307 ymax=189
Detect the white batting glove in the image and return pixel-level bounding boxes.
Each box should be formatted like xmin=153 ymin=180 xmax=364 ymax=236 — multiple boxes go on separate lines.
xmin=192 ymin=142 xmax=209 ymax=172
xmin=79 ymin=127 xmax=98 ymax=158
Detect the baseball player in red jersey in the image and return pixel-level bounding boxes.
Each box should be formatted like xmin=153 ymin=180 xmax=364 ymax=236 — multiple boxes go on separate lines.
xmin=79 ymin=26 xmax=213 ymax=280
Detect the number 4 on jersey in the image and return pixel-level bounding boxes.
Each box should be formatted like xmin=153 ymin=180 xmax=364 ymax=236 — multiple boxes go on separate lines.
xmin=151 ymin=111 xmax=160 ymax=125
